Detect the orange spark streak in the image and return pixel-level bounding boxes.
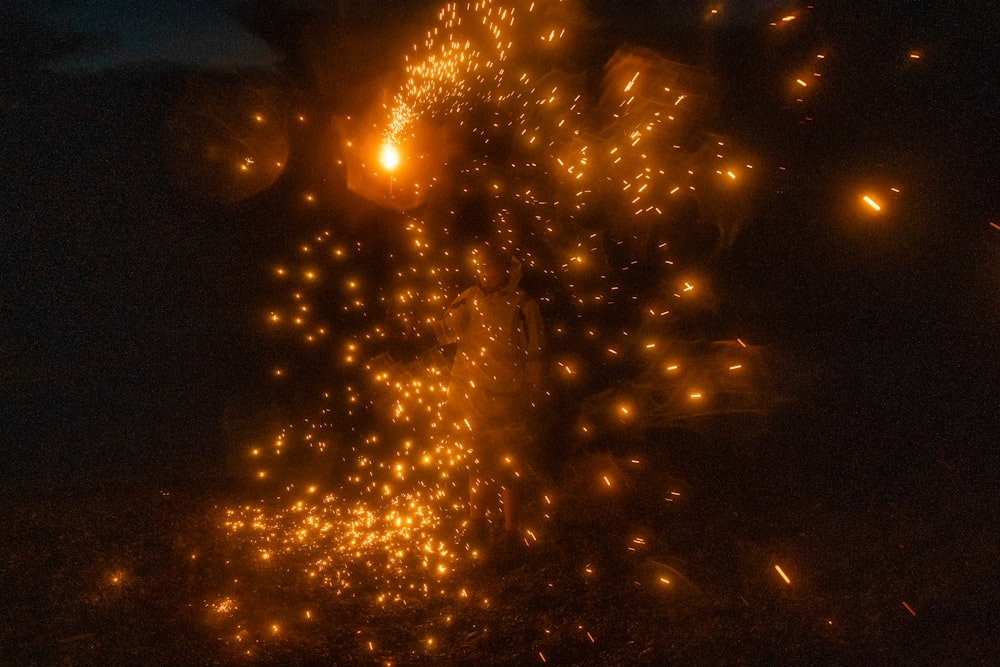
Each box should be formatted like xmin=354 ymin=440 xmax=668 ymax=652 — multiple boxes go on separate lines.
xmin=863 ymin=195 xmax=881 ymax=211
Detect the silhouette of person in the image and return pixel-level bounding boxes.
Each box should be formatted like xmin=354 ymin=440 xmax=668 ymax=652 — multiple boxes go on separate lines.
xmin=431 ymin=244 xmax=545 ymax=544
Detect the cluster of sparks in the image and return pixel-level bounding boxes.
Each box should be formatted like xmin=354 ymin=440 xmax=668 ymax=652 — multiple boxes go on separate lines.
xmin=216 ymin=0 xmax=770 ymax=655
xmin=203 ymin=0 xmax=955 ymax=659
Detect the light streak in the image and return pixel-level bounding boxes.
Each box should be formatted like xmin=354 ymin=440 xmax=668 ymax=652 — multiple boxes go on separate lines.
xmin=863 ymin=195 xmax=881 ymax=211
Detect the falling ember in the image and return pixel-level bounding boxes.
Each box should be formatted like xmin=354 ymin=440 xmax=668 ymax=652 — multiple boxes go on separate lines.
xmin=863 ymin=195 xmax=882 ymax=211
xmin=774 ymin=564 xmax=792 ymax=584
xmin=901 ymin=600 xmax=917 ymax=616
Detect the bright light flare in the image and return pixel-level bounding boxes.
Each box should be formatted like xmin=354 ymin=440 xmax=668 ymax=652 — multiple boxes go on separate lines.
xmin=380 ymin=143 xmax=401 ymax=171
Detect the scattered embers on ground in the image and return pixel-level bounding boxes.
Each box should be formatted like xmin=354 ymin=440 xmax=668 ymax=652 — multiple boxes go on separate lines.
xmin=2 ymin=421 xmax=995 ymax=665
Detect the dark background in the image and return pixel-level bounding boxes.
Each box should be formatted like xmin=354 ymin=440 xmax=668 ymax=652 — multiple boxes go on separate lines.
xmin=2 ymin=1 xmax=997 ymax=486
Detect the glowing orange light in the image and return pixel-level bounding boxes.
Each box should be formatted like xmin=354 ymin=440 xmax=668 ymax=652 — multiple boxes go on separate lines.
xmin=380 ymin=143 xmax=401 ymax=171
xmin=863 ymin=195 xmax=882 ymax=211
xmin=774 ymin=564 xmax=791 ymax=584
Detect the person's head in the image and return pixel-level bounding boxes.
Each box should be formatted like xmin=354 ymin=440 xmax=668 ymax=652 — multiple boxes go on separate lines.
xmin=472 ymin=244 xmax=510 ymax=293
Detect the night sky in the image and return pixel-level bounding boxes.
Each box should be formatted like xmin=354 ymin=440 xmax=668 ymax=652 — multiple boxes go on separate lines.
xmin=3 ymin=1 xmax=997 ymax=480
xmin=10 ymin=0 xmax=275 ymax=70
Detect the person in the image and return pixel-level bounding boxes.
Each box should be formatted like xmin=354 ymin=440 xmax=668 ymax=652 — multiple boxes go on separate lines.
xmin=430 ymin=244 xmax=545 ymax=548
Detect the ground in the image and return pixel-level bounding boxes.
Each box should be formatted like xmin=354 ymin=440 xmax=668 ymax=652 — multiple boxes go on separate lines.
xmin=3 ymin=402 xmax=995 ymax=665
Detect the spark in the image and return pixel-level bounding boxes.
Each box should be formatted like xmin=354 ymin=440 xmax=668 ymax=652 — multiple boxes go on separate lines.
xmin=863 ymin=195 xmax=882 ymax=211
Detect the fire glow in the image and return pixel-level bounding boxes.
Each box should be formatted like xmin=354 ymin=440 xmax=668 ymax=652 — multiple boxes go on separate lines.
xmin=212 ymin=0 xmax=803 ymax=657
